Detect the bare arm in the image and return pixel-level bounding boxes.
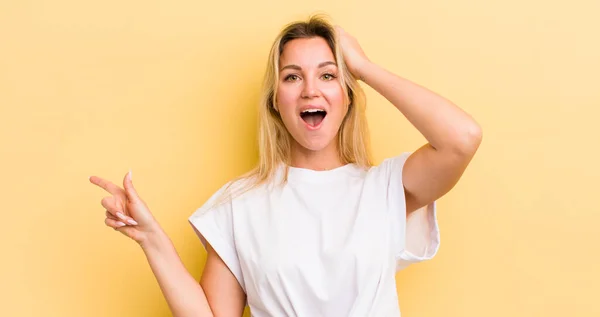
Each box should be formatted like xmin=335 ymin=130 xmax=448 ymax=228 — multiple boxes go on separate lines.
xmin=336 ymin=27 xmax=482 ymax=215
xmin=90 ymin=172 xmax=245 ymax=316
xmin=141 ymin=229 xmax=246 ymax=317
xmin=360 ymin=61 xmax=482 ymax=214
xmin=200 ymin=244 xmax=247 ymax=316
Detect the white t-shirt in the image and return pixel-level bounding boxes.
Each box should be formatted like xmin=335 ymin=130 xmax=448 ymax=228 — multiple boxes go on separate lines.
xmin=188 ymin=152 xmax=440 ymax=317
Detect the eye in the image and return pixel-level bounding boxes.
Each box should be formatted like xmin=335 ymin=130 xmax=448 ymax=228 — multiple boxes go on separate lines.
xmin=321 ymin=73 xmax=336 ymax=81
xmin=284 ymin=74 xmax=300 ymax=82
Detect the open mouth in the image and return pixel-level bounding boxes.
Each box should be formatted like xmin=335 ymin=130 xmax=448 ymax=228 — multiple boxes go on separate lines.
xmin=300 ymin=109 xmax=327 ymax=128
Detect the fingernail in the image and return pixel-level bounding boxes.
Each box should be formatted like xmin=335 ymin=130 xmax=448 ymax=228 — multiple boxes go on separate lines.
xmin=116 ymin=212 xmax=126 ymax=220
xmin=116 ymin=221 xmax=126 ymax=227
xmin=129 ymin=170 xmax=132 ymax=180
xmin=127 ymin=219 xmax=138 ymax=226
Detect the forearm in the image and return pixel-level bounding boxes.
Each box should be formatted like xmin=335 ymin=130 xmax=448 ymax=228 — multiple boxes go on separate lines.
xmin=140 ymin=229 xmax=213 ymax=317
xmin=359 ymin=61 xmax=482 ymax=153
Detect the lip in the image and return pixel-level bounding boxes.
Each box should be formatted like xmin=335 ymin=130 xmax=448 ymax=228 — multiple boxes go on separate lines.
xmin=299 ymin=105 xmax=327 ymax=131
xmin=298 ymin=105 xmax=327 ymax=115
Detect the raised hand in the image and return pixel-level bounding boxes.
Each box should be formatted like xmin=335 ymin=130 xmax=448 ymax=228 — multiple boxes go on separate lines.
xmin=335 ymin=26 xmax=371 ymax=81
xmin=89 ymin=171 xmax=160 ymax=245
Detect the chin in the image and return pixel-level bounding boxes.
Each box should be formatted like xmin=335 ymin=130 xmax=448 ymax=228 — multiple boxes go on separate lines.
xmin=301 ymin=142 xmax=329 ymax=152
xmin=295 ymin=135 xmax=336 ymax=152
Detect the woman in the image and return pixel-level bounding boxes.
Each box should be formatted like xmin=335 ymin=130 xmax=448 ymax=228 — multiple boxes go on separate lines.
xmin=90 ymin=15 xmax=482 ymax=317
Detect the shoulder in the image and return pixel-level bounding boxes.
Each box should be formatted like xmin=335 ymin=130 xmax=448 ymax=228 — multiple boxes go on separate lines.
xmin=192 ymin=174 xmax=271 ymax=217
xmin=366 ymin=152 xmax=411 ymax=180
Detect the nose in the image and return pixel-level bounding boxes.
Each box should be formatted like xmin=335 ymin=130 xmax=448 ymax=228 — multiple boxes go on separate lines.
xmin=301 ymin=77 xmax=320 ymax=99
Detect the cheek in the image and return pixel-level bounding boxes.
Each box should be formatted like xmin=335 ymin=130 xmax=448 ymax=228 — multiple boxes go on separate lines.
xmin=275 ymin=87 xmax=299 ymax=125
xmin=322 ymin=85 xmax=346 ymax=113
xmin=276 ymin=85 xmax=299 ymax=109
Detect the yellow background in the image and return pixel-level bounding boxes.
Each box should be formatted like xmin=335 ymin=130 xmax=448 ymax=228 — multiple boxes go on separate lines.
xmin=1 ymin=0 xmax=598 ymax=316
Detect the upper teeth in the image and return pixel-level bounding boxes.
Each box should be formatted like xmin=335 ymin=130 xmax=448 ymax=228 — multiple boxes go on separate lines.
xmin=302 ymin=109 xmax=325 ymax=113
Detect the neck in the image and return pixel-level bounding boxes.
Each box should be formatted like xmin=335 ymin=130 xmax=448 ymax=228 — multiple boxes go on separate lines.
xmin=290 ymin=139 xmax=343 ymax=171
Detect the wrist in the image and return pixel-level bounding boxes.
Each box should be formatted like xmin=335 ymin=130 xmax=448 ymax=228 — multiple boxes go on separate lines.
xmin=355 ymin=59 xmax=374 ymax=82
xmin=139 ymin=226 xmax=170 ymax=252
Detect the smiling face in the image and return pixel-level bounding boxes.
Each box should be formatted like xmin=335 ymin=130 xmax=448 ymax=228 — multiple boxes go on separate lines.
xmin=275 ymin=36 xmax=349 ymax=154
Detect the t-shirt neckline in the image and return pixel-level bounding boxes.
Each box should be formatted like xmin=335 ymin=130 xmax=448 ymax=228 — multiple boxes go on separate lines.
xmin=286 ymin=163 xmax=364 ymax=183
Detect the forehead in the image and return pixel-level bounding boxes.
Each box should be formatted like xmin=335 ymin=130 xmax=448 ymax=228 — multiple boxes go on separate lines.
xmin=279 ymin=37 xmax=336 ymax=67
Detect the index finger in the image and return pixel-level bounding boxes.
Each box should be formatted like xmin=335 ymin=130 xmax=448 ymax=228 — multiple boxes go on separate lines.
xmin=89 ymin=175 xmax=122 ymax=195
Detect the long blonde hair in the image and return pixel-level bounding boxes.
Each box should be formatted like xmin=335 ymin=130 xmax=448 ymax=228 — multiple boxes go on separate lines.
xmin=217 ymin=14 xmax=373 ymax=203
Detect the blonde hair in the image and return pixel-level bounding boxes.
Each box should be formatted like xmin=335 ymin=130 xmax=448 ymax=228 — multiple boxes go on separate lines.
xmin=217 ymin=14 xmax=373 ymax=204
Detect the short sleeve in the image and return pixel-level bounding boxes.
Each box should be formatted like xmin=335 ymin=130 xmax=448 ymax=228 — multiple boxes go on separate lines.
xmin=378 ymin=152 xmax=441 ymax=272
xmin=188 ymin=182 xmax=245 ymax=292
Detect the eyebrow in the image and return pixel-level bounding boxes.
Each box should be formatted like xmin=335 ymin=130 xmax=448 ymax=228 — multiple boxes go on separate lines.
xmin=280 ymin=61 xmax=337 ymax=72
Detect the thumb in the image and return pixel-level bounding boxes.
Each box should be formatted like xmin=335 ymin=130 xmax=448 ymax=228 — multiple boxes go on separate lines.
xmin=123 ymin=170 xmax=141 ymax=203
